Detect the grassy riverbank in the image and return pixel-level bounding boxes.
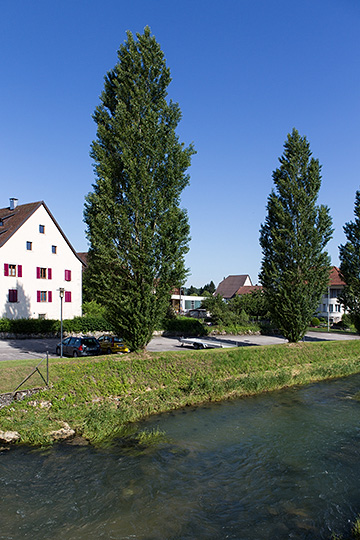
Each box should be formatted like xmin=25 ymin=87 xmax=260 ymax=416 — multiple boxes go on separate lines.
xmin=1 ymin=339 xmax=360 ymax=446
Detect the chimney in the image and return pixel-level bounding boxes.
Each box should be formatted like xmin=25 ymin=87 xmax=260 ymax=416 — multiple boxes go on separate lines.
xmin=9 ymin=198 xmax=18 ymax=210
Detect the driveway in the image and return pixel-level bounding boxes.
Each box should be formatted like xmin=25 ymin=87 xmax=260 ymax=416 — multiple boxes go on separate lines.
xmin=0 ymin=331 xmax=359 ymax=361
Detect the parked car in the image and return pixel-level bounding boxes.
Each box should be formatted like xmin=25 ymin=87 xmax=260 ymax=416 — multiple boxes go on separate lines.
xmin=98 ymin=335 xmax=129 ymax=354
xmin=56 ymin=336 xmax=101 ymax=357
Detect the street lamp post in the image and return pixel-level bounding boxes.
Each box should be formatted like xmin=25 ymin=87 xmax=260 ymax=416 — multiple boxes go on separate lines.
xmin=59 ymin=288 xmax=65 ymax=357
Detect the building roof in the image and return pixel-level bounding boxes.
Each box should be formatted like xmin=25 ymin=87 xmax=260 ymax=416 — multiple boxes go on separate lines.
xmin=0 ymin=201 xmax=42 ymax=247
xmin=329 ymin=266 xmax=346 ymax=287
xmin=215 ymin=275 xmax=253 ymax=299
xmin=0 ymin=199 xmax=85 ymax=264
xmin=236 ymin=285 xmax=263 ymax=295
xmin=77 ymin=252 xmax=88 ymax=267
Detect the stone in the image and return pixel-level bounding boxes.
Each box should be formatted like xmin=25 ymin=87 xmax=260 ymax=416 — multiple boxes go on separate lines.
xmin=49 ymin=422 xmax=75 ymax=441
xmin=0 ymin=430 xmax=21 ymax=444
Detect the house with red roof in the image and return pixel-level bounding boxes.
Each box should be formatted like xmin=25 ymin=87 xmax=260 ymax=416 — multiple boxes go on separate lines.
xmin=215 ymin=275 xmax=262 ymax=300
xmin=215 ymin=268 xmax=346 ymax=324
xmin=316 ymin=266 xmax=347 ymax=323
xmin=0 ymin=198 xmax=84 ymax=320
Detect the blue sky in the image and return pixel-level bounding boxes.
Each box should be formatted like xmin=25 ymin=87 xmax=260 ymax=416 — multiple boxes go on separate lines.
xmin=1 ymin=0 xmax=359 ymax=288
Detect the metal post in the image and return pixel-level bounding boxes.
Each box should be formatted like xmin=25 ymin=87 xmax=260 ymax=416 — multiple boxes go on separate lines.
xmin=327 ymin=287 xmax=330 ymax=332
xmin=59 ymin=288 xmax=65 ymax=357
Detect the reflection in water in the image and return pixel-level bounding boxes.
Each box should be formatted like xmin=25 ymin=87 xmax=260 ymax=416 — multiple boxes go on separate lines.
xmin=1 ymin=374 xmax=360 ymax=539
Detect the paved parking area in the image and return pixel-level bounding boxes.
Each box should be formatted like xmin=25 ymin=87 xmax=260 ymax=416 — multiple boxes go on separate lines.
xmin=0 ymin=331 xmax=359 ymax=361
xmin=0 ymin=338 xmax=59 ymax=362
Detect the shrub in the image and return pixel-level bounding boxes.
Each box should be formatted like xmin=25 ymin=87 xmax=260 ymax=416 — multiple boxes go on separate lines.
xmin=311 ymin=317 xmax=320 ymax=327
xmin=0 ymin=316 xmax=113 ymax=336
xmin=163 ymin=316 xmax=208 ymax=336
xmin=0 ymin=318 xmax=11 ymax=332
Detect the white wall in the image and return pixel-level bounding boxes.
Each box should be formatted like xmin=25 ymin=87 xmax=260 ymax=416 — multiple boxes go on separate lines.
xmin=0 ymin=205 xmax=82 ymax=319
xmin=316 ymin=288 xmax=346 ymax=323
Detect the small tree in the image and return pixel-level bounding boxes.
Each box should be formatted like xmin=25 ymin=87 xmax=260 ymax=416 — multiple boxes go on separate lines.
xmin=339 ymin=191 xmax=360 ymax=333
xmin=259 ymin=129 xmax=333 ymax=342
xmin=201 ymin=294 xmax=232 ymax=326
xmin=84 ymin=27 xmax=195 ymax=351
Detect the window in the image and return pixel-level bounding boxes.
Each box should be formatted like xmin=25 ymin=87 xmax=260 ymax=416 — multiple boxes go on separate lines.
xmin=52 ymin=245 xmax=57 ymax=254
xmin=65 ymin=269 xmax=72 ymax=281
xmin=330 ymin=289 xmax=342 ymax=299
xmin=329 ymin=304 xmax=334 ymax=312
xmin=37 ymin=291 xmax=47 ymax=302
xmin=4 ymin=264 xmax=22 ymax=277
xmin=36 ymin=267 xmax=52 ymax=279
xmin=39 ymin=224 xmax=45 ymax=234
xmin=8 ymin=289 xmax=18 ymax=303
xmin=335 ymin=304 xmax=341 ymax=312
xmin=0 ymin=219 xmax=3 ymax=226
xmin=26 ymin=241 xmax=32 ymax=250
xmin=65 ymin=291 xmax=72 ymax=302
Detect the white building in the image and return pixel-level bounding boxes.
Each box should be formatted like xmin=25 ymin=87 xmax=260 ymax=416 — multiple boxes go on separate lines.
xmin=0 ymin=198 xmax=83 ymax=320
xmin=316 ymin=266 xmax=347 ymax=324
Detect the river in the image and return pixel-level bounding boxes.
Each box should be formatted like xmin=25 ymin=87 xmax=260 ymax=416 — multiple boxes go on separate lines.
xmin=1 ymin=374 xmax=360 ymax=539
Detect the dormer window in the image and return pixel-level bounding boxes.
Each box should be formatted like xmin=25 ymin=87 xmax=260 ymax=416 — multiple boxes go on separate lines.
xmin=0 ymin=219 xmax=3 ymax=226
xmin=39 ymin=224 xmax=45 ymax=234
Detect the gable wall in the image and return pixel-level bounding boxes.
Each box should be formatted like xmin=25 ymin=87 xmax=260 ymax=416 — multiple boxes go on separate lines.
xmin=0 ymin=205 xmax=82 ymax=319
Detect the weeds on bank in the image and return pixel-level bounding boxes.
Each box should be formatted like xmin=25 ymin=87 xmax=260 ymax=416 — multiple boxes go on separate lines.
xmin=332 ymin=515 xmax=360 ymax=539
xmin=1 ymin=340 xmax=360 ymax=446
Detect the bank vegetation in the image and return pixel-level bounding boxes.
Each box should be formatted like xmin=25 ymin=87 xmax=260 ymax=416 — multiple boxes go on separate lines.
xmin=1 ymin=339 xmax=360 ymax=447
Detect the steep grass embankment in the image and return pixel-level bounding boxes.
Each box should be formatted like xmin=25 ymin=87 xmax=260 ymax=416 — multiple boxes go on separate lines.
xmin=1 ymin=339 xmax=360 ymax=446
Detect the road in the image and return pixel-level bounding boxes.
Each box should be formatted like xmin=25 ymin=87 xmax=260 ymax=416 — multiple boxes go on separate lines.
xmin=0 ymin=331 xmax=359 ymax=361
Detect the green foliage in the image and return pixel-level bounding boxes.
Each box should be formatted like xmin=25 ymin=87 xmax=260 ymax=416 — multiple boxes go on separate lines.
xmin=82 ymin=301 xmax=107 ymax=318
xmin=62 ymin=316 xmax=113 ymax=333
xmin=341 ymin=313 xmax=353 ymax=329
xmin=163 ymin=316 xmax=208 ymax=336
xmin=186 ymin=281 xmax=216 ymax=296
xmin=259 ymin=128 xmax=333 ymax=342
xmin=311 ymin=317 xmax=320 ymax=327
xmin=0 ymin=316 xmax=112 ymax=335
xmin=84 ymin=27 xmax=195 ymax=352
xmin=228 ymin=290 xmax=268 ymax=319
xmin=201 ymin=294 xmax=263 ymax=329
xmin=0 ymin=318 xmax=11 ymax=332
xmin=201 ymin=294 xmax=233 ymax=325
xmin=339 ymin=191 xmax=360 ymax=334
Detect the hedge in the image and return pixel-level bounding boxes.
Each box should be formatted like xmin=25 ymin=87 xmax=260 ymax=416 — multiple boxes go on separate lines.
xmin=162 ymin=316 xmax=208 ymax=336
xmin=0 ymin=316 xmax=114 ymax=336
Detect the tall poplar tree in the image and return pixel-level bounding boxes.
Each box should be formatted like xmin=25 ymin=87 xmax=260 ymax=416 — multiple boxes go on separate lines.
xmin=338 ymin=191 xmax=360 ymax=333
xmin=84 ymin=27 xmax=195 ymax=351
xmin=259 ymin=129 xmax=333 ymax=342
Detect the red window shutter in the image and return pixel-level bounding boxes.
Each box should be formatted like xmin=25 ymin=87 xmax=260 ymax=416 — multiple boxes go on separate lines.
xmin=4 ymin=264 xmax=9 ymax=276
xmin=65 ymin=291 xmax=72 ymax=302
xmin=48 ymin=291 xmax=52 ymax=302
xmin=17 ymin=265 xmax=22 ymax=277
xmin=37 ymin=290 xmax=41 ymax=302
xmin=65 ymin=269 xmax=71 ymax=281
xmin=48 ymin=268 xmax=52 ymax=280
xmin=36 ymin=267 xmax=40 ymax=279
